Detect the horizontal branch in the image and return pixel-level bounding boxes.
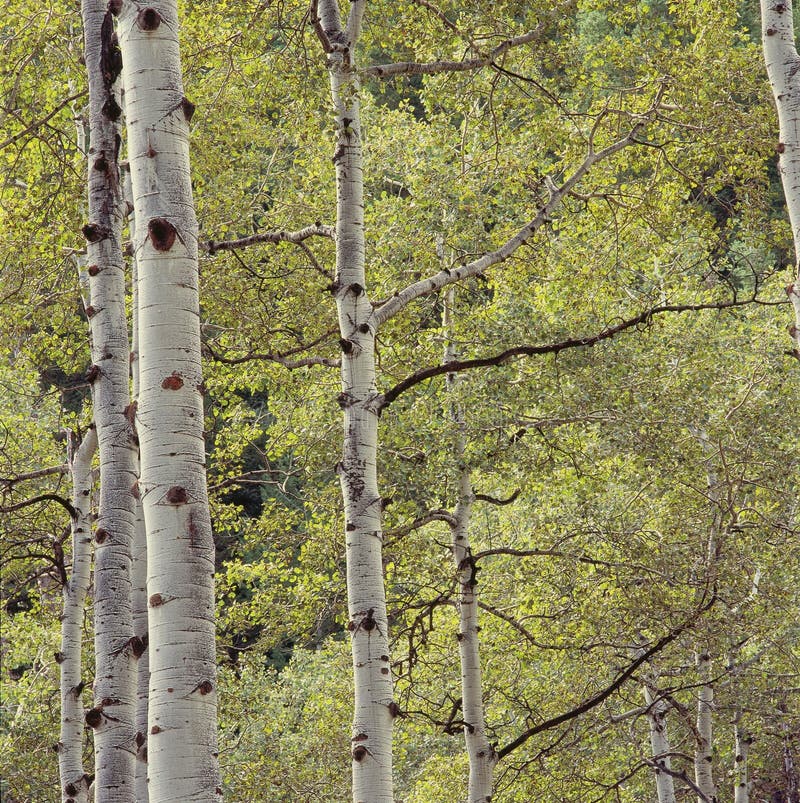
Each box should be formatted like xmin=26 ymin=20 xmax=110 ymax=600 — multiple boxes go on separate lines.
xmin=0 ymin=493 xmax=77 ymax=520
xmin=373 ymin=126 xmax=646 ymax=327
xmin=202 ymin=327 xmax=340 ymax=369
xmin=206 ymin=223 xmax=334 ymax=255
xmin=378 ymin=296 xmax=766 ymax=408
xmin=495 ymin=593 xmax=715 ymax=760
xmin=0 ymin=464 xmax=68 ymax=488
xmin=363 ymin=1 xmax=575 ymax=79
xmin=383 ymin=509 xmax=458 ymax=543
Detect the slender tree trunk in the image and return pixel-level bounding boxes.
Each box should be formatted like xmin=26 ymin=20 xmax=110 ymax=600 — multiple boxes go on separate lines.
xmin=316 ymin=1 xmax=395 ymax=799
xmin=118 ymin=2 xmax=220 ymax=799
xmin=57 ymin=426 xmax=97 ymax=803
xmin=443 ymin=287 xmax=496 ymax=802
xmin=643 ymin=674 xmax=677 ymax=803
xmin=694 ymin=650 xmax=717 ymax=803
xmin=733 ymin=712 xmax=752 ymax=803
xmin=761 ymin=0 xmax=800 ymax=356
xmin=122 ymin=158 xmax=150 ymax=803
xmin=81 ymin=2 xmax=138 ymax=798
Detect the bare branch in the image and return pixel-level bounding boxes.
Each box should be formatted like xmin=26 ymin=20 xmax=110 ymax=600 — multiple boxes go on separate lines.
xmin=202 ymin=327 xmax=340 ymax=369
xmin=0 ymin=464 xmax=68 ymax=488
xmin=206 ymin=223 xmax=334 ymax=255
xmin=473 ymin=489 xmax=520 ymax=506
xmin=642 ymin=759 xmax=713 ymax=803
xmin=384 ymin=510 xmax=458 ymax=543
xmin=378 ymin=296 xmax=768 ymax=408
xmin=0 ymin=493 xmax=78 ymax=520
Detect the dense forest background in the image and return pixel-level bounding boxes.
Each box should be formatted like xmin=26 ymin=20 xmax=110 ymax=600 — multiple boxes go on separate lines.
xmin=1 ymin=1 xmax=798 ymax=801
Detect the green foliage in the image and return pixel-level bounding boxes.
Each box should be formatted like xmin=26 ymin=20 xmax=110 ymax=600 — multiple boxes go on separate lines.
xmin=2 ymin=0 xmax=799 ymax=800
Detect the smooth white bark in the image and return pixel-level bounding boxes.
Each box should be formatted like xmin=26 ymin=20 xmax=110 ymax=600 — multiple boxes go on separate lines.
xmin=443 ymin=288 xmax=496 ymax=802
xmin=58 ymin=427 xmax=97 ymax=803
xmin=694 ymin=651 xmax=717 ymax=803
xmin=81 ymin=2 xmax=138 ymax=797
xmin=123 ymin=160 xmax=150 ymax=802
xmin=318 ymin=1 xmax=394 ymax=799
xmin=733 ymin=713 xmax=752 ymax=803
xmin=761 ymin=0 xmax=800 ymax=354
xmin=643 ymin=673 xmax=677 ymax=803
xmin=118 ymin=2 xmax=220 ymax=799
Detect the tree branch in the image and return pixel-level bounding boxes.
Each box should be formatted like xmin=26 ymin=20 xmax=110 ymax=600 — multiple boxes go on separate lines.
xmin=362 ymin=1 xmax=576 ymax=79
xmin=495 ymin=594 xmax=715 ymax=760
xmin=378 ymin=296 xmax=765 ymax=408
xmin=206 ymin=223 xmax=334 ymax=255
xmin=0 ymin=464 xmax=68 ymax=488
xmin=473 ymin=489 xmax=520 ymax=506
xmin=373 ymin=123 xmax=651 ymax=327
xmin=0 ymin=493 xmax=78 ymax=520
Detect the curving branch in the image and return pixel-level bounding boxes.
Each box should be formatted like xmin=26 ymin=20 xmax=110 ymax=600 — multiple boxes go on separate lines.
xmin=202 ymin=327 xmax=340 ymax=368
xmin=0 ymin=493 xmax=78 ymax=520
xmin=206 ymin=223 xmax=335 ymax=255
xmin=378 ymin=296 xmax=775 ymax=409
xmin=0 ymin=464 xmax=68 ymax=488
xmin=495 ymin=594 xmax=716 ymax=760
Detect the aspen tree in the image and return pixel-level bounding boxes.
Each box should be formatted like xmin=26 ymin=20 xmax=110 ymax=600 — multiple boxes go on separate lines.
xmin=643 ymin=673 xmax=678 ymax=803
xmin=761 ymin=0 xmax=800 ymax=356
xmin=57 ymin=427 xmax=97 ymax=803
xmin=442 ymin=286 xmax=496 ymax=802
xmin=118 ymin=1 xmax=220 ymax=798
xmin=122 ymin=158 xmax=150 ymax=803
xmin=313 ymin=1 xmax=395 ymax=799
xmin=81 ymin=1 xmax=138 ymax=797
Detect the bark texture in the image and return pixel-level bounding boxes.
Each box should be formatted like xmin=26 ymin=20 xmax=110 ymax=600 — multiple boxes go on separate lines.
xmin=761 ymin=0 xmax=800 ymax=356
xmin=123 ymin=159 xmax=150 ymax=803
xmin=733 ymin=714 xmax=752 ymax=803
xmin=81 ymin=2 xmax=138 ymax=798
xmin=58 ymin=427 xmax=97 ymax=803
xmin=643 ymin=675 xmax=677 ymax=803
xmin=317 ymin=1 xmax=394 ymax=799
xmin=694 ymin=650 xmax=717 ymax=803
xmin=443 ymin=288 xmax=496 ymax=802
xmin=118 ymin=2 xmax=220 ymax=799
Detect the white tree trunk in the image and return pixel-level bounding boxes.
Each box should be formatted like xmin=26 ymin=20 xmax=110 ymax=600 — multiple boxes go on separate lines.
xmin=57 ymin=427 xmax=97 ymax=803
xmin=123 ymin=157 xmax=150 ymax=803
xmin=118 ymin=2 xmax=220 ymax=799
xmin=643 ymin=676 xmax=677 ymax=803
xmin=316 ymin=2 xmax=394 ymax=799
xmin=81 ymin=2 xmax=138 ymax=798
xmin=694 ymin=650 xmax=717 ymax=803
xmin=761 ymin=0 xmax=800 ymax=355
xmin=733 ymin=713 xmax=752 ymax=803
xmin=443 ymin=288 xmax=496 ymax=802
